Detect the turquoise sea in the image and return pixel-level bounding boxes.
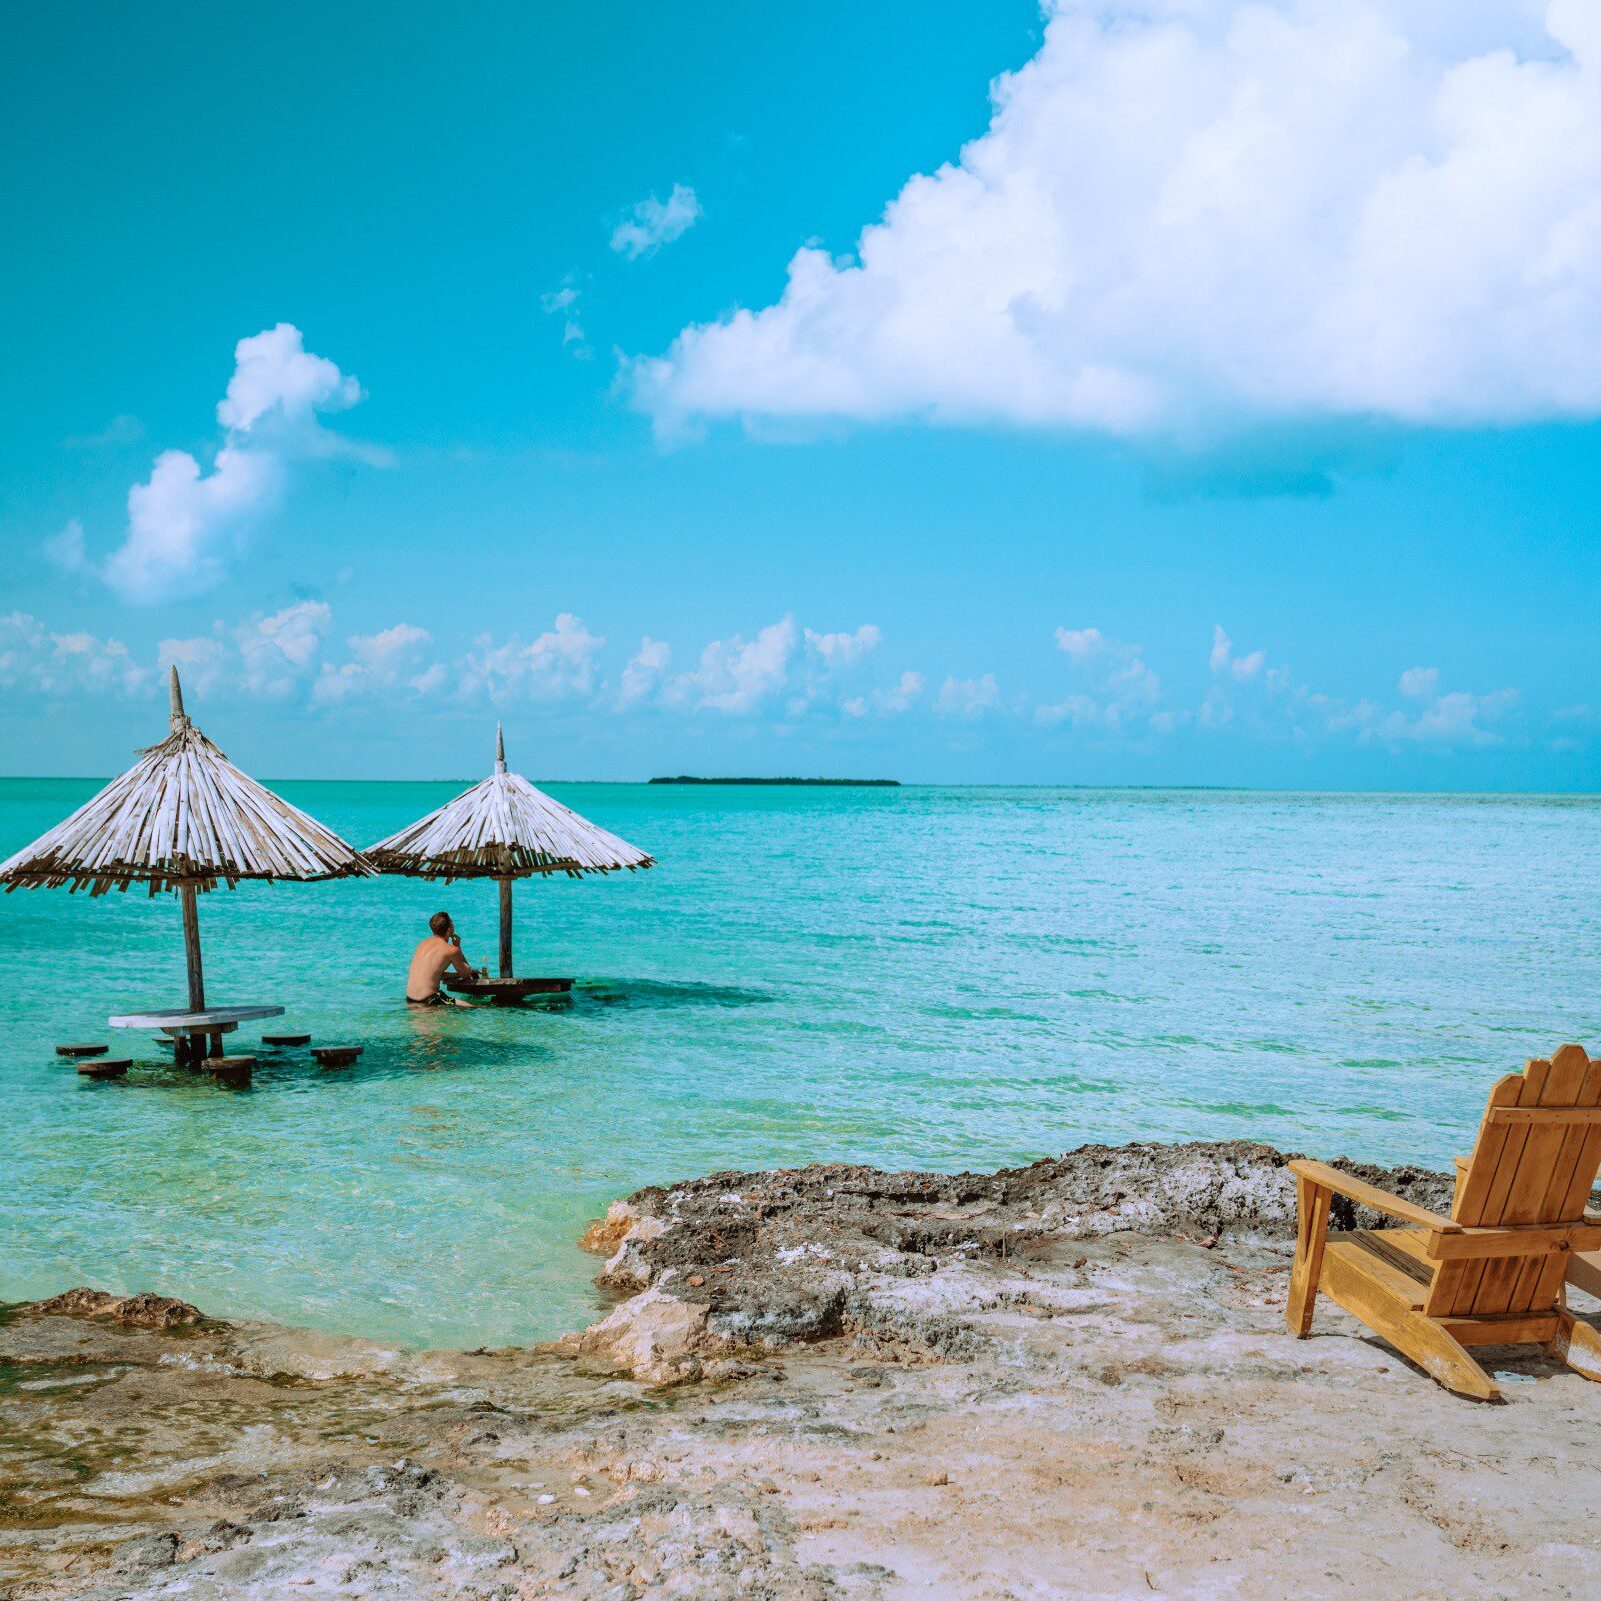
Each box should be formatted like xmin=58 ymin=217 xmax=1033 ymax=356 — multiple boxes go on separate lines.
xmin=2 ymin=779 xmax=1598 ymax=1348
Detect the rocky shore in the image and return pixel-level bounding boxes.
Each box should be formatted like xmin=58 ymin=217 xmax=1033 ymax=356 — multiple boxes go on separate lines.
xmin=3 ymin=1141 xmax=1598 ymax=1600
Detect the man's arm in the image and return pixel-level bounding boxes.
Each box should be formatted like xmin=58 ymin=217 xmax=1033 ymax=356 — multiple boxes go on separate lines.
xmin=446 ymin=942 xmax=474 ymax=978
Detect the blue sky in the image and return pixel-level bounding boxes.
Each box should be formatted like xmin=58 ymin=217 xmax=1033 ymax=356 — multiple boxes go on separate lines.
xmin=3 ymin=0 xmax=1598 ymax=787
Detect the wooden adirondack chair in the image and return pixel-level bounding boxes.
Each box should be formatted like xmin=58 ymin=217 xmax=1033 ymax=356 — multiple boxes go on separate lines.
xmin=1285 ymin=1043 xmax=1601 ymax=1400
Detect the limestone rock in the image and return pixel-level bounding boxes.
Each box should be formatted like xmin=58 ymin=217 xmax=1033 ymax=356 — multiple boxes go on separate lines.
xmin=590 ymin=1140 xmax=1457 ymax=1354
xmin=226 ymin=1324 xmax=407 ymax=1381
xmin=578 ymin=1200 xmax=639 ymax=1255
xmin=28 ymin=1287 xmax=202 ymax=1329
xmin=597 ymin=1212 xmax=670 ymax=1291
xmin=558 ymin=1284 xmax=715 ymax=1385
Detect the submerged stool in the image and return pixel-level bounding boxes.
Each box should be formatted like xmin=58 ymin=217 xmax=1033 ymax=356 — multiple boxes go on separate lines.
xmin=204 ymin=1056 xmax=254 ymax=1088
xmin=313 ymin=1046 xmax=362 ymax=1068
xmin=262 ymin=1032 xmax=311 ymax=1048
xmin=77 ymin=1058 xmax=130 ymax=1079
xmin=56 ymin=1043 xmax=108 ymax=1058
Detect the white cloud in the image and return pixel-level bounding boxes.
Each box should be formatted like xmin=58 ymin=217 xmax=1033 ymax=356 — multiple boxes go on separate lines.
xmin=96 ymin=325 xmax=371 ymax=604
xmin=634 ymin=0 xmax=1601 ymax=439
xmin=936 ymin=673 xmax=1001 ymax=719
xmin=1039 ymin=625 xmax=1162 ymax=728
xmin=350 ymin=622 xmax=432 ymax=675
xmin=314 ymin=623 xmax=438 ymax=703
xmin=842 ymin=670 xmax=926 ymax=718
xmin=0 ymin=605 xmax=897 ymax=724
xmin=0 ymin=604 xmax=1550 ymax=760
xmin=409 ymin=662 xmax=449 ymax=697
xmin=156 ymin=634 xmax=229 ymax=698
xmin=804 ymin=623 xmax=882 ymax=670
xmin=667 ymin=615 xmax=797 ymax=714
xmin=43 ymin=520 xmax=88 ymax=575
xmin=879 ymin=670 xmax=925 ymax=713
xmin=1199 ymin=626 xmax=1294 ymax=726
xmin=62 ymin=413 xmax=144 ymax=451
xmin=541 ymin=283 xmax=591 ymax=358
xmin=1053 ymin=626 xmax=1105 ymax=663
xmin=619 ymin=636 xmax=672 ymax=708
xmin=610 ymin=184 xmax=702 ymax=260
xmin=236 ymin=601 xmax=332 ymax=698
xmin=106 ymin=444 xmax=280 ymax=604
xmin=0 ymin=612 xmax=152 ymax=699
xmin=622 ymin=618 xmax=897 ymax=717
xmin=1209 ymin=625 xmax=1267 ymax=683
xmin=1200 ymin=624 xmax=1520 ymax=748
xmin=42 ymin=634 xmax=149 ymax=696
xmin=1370 ymin=687 xmax=1519 ymax=746
xmin=311 ymin=665 xmax=366 ymax=704
xmin=215 ymin=323 xmax=363 ymax=433
xmin=461 ymin=613 xmax=606 ymax=704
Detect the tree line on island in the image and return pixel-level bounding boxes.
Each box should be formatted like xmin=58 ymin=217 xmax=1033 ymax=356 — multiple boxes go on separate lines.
xmin=648 ymin=776 xmax=900 ymax=787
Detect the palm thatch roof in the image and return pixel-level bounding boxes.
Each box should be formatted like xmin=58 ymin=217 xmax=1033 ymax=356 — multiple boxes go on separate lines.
xmin=365 ymin=725 xmax=654 ymax=880
xmin=0 ymin=668 xmax=368 ymax=896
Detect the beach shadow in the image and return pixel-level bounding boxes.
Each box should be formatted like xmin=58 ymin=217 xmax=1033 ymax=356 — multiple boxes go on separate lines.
xmin=1343 ymin=1332 xmax=1509 ymax=1403
xmin=570 ymin=978 xmax=775 ymax=1012
xmin=276 ymin=1033 xmax=554 ymax=1088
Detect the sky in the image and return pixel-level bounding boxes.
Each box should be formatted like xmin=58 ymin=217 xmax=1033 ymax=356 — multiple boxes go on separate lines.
xmin=2 ymin=0 xmax=1598 ymax=788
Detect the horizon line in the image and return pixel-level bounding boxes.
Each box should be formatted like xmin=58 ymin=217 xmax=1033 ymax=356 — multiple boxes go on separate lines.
xmin=0 ymin=775 xmax=1597 ymax=799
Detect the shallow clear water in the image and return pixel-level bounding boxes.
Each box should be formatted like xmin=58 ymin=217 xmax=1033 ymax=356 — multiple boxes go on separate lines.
xmin=2 ymin=780 xmax=1598 ymax=1347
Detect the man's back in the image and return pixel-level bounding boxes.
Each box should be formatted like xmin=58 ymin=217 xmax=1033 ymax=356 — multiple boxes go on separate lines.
xmin=407 ymin=934 xmax=462 ymax=1002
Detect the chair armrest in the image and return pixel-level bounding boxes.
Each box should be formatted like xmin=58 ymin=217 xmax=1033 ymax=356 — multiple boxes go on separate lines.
xmin=1287 ymin=1158 xmax=1460 ymax=1233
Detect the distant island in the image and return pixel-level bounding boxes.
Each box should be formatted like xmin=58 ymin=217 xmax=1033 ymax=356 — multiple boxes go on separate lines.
xmin=649 ymin=776 xmax=901 ymax=787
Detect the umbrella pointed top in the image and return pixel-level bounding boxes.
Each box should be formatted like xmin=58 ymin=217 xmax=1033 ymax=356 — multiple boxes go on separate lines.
xmin=169 ymin=664 xmax=187 ymax=727
xmin=495 ymin=722 xmax=506 ymax=773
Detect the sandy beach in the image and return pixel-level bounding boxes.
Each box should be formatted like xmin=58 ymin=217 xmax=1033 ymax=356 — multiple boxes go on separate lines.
xmin=4 ymin=1139 xmax=1599 ymax=1600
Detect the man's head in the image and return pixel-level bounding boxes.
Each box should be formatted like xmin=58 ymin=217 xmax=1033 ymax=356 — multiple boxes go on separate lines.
xmin=429 ymin=911 xmax=454 ymax=940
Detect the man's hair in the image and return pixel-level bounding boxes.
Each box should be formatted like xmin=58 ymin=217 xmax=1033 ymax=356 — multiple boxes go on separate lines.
xmin=429 ymin=912 xmax=453 ymax=938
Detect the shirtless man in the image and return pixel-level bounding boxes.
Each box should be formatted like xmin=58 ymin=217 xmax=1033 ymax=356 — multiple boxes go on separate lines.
xmin=406 ymin=912 xmax=477 ymax=1006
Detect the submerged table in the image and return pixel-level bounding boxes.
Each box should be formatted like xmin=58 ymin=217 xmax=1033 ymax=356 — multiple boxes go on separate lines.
xmin=443 ymin=975 xmax=573 ymax=1006
xmin=109 ymin=1005 xmax=285 ymax=1069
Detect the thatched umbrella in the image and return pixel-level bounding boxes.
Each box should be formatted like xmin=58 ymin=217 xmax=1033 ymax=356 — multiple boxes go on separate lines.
xmin=365 ymin=725 xmax=653 ymax=979
xmin=0 ymin=666 xmax=368 ymax=1013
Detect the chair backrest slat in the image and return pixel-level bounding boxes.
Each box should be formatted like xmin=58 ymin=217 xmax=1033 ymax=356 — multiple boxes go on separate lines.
xmin=1542 ymin=1058 xmax=1601 ymax=1220
xmin=1452 ymin=1069 xmax=1537 ymax=1227
xmin=1426 ymin=1046 xmax=1601 ymax=1319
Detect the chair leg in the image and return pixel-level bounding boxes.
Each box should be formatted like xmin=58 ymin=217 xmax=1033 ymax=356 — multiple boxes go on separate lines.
xmin=1393 ymin=1312 xmax=1500 ymax=1401
xmin=1549 ymin=1308 xmax=1601 ymax=1382
xmin=1286 ymin=1176 xmax=1331 ymax=1337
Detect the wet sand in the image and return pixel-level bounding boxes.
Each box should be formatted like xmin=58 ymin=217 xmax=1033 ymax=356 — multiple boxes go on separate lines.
xmin=3 ymin=1141 xmax=1599 ymax=1599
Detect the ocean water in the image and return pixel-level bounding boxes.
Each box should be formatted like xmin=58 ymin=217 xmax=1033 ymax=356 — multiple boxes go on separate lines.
xmin=1 ymin=779 xmax=1597 ymax=1348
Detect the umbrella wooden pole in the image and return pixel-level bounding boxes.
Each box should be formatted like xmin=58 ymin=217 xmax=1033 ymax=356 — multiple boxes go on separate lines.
xmin=178 ymin=882 xmax=206 ymax=1069
xmin=498 ymin=876 xmax=514 ymax=980
xmin=180 ymin=883 xmax=206 ymax=1012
